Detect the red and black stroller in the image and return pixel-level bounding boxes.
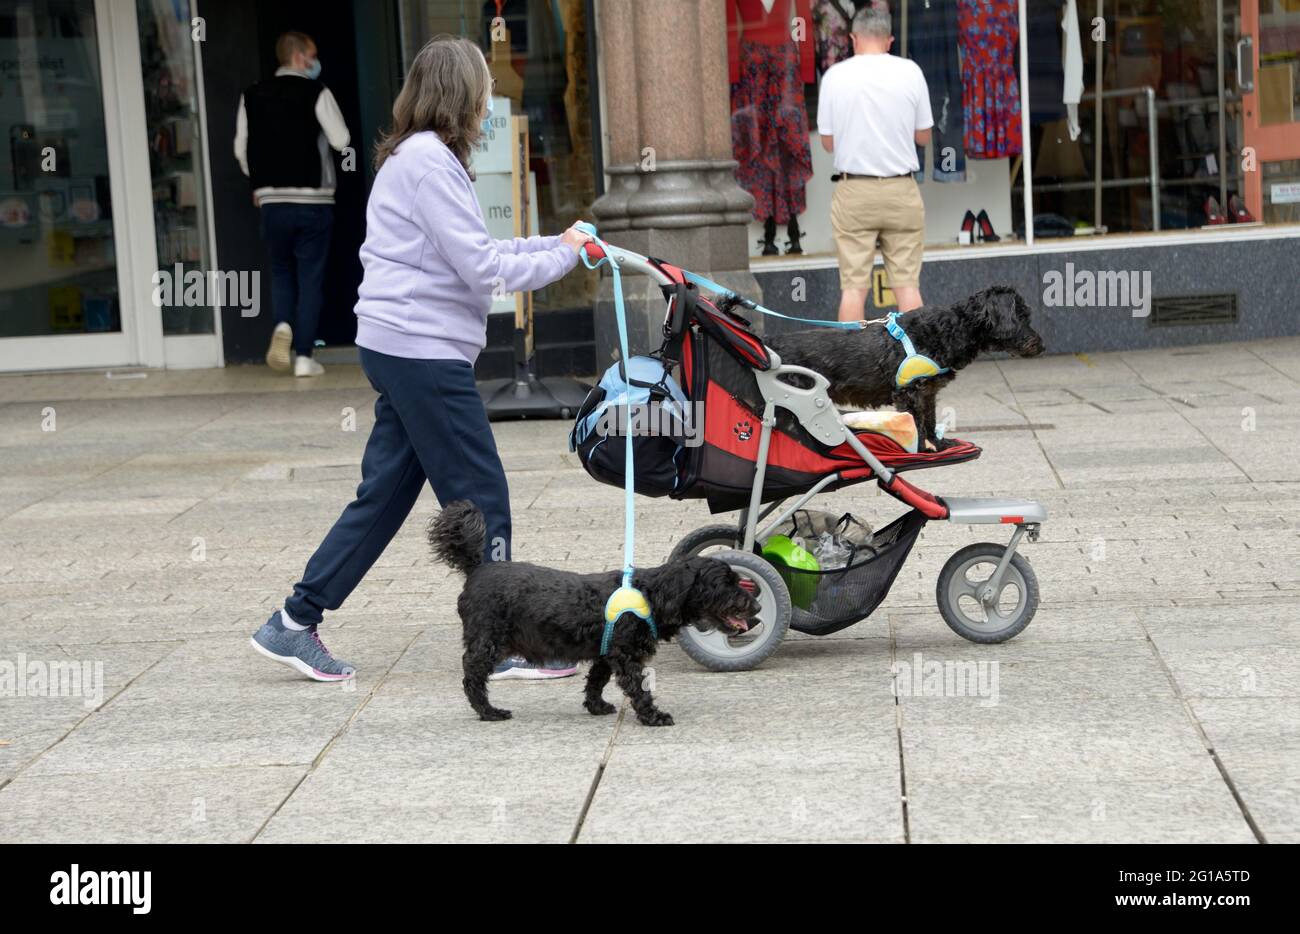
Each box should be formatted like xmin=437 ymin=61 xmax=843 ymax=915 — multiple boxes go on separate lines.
xmin=571 ymin=237 xmax=1046 ymax=672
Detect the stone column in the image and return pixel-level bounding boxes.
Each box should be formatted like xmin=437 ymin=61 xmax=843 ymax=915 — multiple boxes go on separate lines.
xmin=590 ymin=0 xmax=760 ymax=365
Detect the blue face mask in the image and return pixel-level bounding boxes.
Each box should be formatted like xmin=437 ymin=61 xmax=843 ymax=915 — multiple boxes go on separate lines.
xmin=304 ymin=58 xmax=322 ymax=80
xmin=481 ymin=94 xmax=494 ymax=133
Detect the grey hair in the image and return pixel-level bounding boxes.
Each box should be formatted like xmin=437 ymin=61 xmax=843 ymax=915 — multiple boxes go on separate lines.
xmin=852 ymin=2 xmax=892 ymax=39
xmin=373 ymin=35 xmax=490 ymax=173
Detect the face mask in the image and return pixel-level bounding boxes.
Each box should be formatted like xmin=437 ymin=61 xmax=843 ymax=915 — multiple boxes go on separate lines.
xmin=481 ymin=94 xmax=494 ymax=132
xmin=304 ymin=58 xmax=322 ymax=80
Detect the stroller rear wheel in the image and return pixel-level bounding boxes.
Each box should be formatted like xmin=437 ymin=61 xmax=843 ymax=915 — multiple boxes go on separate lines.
xmin=675 ymin=548 xmax=792 ymax=671
xmin=936 ymin=543 xmax=1039 ymax=643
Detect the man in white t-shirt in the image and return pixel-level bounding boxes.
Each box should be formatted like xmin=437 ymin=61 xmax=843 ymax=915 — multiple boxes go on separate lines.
xmin=817 ymin=3 xmax=932 ymax=319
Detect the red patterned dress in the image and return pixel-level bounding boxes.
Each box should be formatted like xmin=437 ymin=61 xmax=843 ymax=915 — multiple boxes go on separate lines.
xmin=728 ymin=0 xmax=815 ymax=223
xmin=958 ymin=0 xmax=1023 ymax=159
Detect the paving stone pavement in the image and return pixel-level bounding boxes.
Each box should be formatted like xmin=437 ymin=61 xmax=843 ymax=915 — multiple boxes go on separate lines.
xmin=2 ymin=337 xmax=1299 ymax=843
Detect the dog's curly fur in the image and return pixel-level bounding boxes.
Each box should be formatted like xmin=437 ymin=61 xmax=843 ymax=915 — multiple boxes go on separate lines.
xmin=761 ymin=286 xmax=1045 ymax=448
xmin=428 ymin=501 xmax=760 ymax=726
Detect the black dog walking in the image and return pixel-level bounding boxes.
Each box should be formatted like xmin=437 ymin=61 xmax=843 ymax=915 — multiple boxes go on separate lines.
xmin=429 ymin=501 xmax=759 ymax=725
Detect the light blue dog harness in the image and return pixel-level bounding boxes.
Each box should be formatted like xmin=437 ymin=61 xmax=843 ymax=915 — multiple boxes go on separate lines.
xmin=885 ymin=312 xmax=949 ymax=388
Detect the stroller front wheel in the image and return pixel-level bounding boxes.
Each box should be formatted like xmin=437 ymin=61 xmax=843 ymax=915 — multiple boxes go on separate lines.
xmin=936 ymin=543 xmax=1039 ymax=643
xmin=668 ymin=524 xmax=744 ymax=561
xmin=676 ymin=548 xmax=792 ymax=671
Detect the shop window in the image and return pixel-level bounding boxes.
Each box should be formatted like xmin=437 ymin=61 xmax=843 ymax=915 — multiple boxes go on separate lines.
xmin=731 ymin=0 xmax=1300 ymax=262
xmin=396 ymin=0 xmax=598 ymax=313
xmin=1258 ymin=0 xmax=1299 ymax=127
xmin=1262 ymin=157 xmax=1300 ymax=223
xmin=137 ymin=0 xmax=216 ymax=335
xmin=1032 ymin=0 xmax=1300 ymax=236
xmin=733 ymin=0 xmax=1028 ymax=259
xmin=0 ymin=0 xmax=122 ymax=339
xmin=1030 ymin=2 xmax=1235 ymax=234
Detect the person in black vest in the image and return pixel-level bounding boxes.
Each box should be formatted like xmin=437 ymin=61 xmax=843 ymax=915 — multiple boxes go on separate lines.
xmin=235 ymin=31 xmax=350 ymax=377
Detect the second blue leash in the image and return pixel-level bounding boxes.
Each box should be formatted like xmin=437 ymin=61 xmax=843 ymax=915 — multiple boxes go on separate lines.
xmin=681 ymin=269 xmax=874 ymax=330
xmin=575 ymin=222 xmax=657 ymax=654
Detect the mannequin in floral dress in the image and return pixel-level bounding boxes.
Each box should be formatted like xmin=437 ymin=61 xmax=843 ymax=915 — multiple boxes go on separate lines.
xmin=728 ymin=0 xmax=816 ymax=254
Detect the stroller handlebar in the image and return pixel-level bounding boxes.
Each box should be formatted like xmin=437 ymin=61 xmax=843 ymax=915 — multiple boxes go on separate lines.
xmin=576 ymin=225 xmax=678 ymax=287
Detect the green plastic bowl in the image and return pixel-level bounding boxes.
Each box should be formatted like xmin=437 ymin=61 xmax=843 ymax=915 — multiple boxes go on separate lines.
xmin=761 ymin=534 xmax=820 ymax=609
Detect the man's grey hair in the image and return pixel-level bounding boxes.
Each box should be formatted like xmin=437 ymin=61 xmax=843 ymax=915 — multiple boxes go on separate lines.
xmin=852 ymin=2 xmax=892 ymax=39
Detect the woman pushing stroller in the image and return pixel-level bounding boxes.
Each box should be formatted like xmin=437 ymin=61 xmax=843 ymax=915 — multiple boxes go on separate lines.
xmin=251 ymin=35 xmax=592 ymax=681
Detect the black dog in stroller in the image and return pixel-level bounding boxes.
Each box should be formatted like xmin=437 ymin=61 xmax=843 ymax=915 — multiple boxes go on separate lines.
xmin=764 ymin=286 xmax=1045 ymax=451
xmin=570 ymin=236 xmax=1049 ymax=673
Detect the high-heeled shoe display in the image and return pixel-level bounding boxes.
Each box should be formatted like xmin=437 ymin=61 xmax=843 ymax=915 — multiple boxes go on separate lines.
xmin=1227 ymin=194 xmax=1256 ymax=223
xmin=1204 ymin=196 xmax=1226 ymax=225
xmin=960 ymin=209 xmax=976 ymax=240
xmin=975 ymin=209 xmax=1000 ymax=242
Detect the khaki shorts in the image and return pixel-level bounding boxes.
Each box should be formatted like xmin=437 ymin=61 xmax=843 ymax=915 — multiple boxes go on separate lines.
xmin=830 ymin=176 xmax=925 ymax=291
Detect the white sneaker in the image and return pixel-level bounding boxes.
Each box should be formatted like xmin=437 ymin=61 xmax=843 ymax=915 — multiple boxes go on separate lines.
xmin=266 ymin=322 xmax=292 ymax=371
xmin=294 ymin=355 xmax=324 ymax=377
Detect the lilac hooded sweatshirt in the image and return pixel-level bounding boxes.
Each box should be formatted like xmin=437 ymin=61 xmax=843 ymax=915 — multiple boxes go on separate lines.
xmin=353 ymin=131 xmax=578 ymax=363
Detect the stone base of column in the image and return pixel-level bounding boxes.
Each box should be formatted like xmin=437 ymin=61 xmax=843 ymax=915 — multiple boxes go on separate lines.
xmin=590 ymin=159 xmax=762 ymax=367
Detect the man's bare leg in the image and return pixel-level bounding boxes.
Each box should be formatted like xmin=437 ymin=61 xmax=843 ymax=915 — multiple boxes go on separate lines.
xmin=838 ymin=287 xmax=870 ymax=321
xmin=893 ymin=286 xmax=923 ymax=312
xmin=839 ymin=286 xmax=923 ymax=320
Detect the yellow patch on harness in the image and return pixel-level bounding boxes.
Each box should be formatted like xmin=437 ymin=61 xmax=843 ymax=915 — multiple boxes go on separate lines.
xmin=896 ymin=355 xmax=944 ymax=387
xmin=605 ymin=585 xmax=652 ymax=623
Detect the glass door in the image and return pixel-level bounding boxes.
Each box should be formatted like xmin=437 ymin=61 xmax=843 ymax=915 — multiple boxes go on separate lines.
xmin=1237 ymin=0 xmax=1300 ymax=221
xmin=137 ymin=0 xmax=215 ymax=338
xmin=0 ymin=0 xmax=138 ymax=371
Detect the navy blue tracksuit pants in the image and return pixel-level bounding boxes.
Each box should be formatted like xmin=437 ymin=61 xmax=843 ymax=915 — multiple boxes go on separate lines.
xmin=285 ymin=347 xmax=510 ymax=625
xmin=261 ymin=203 xmax=333 ymax=357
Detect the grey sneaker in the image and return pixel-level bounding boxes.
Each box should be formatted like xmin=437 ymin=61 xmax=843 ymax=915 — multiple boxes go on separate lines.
xmin=250 ymin=611 xmax=356 ymax=681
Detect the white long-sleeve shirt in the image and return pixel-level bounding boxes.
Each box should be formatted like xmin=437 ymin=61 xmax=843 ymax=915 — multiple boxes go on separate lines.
xmin=234 ymin=67 xmax=351 ymax=204
xmin=1063 ymin=0 xmax=1084 ymax=140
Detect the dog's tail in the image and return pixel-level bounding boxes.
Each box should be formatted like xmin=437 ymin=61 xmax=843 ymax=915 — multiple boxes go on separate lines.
xmin=427 ymin=500 xmax=486 ymax=575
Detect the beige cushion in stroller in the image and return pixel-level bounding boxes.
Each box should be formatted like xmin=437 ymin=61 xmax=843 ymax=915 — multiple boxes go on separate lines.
xmin=838 ymin=410 xmax=919 ymax=453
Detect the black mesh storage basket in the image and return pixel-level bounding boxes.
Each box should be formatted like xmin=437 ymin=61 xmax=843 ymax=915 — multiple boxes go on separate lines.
xmin=777 ymin=509 xmax=928 ymax=635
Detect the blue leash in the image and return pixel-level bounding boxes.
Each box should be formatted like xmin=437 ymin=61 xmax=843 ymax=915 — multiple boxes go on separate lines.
xmin=680 ymin=269 xmax=869 ymax=330
xmin=686 ymin=267 xmax=947 ymax=388
xmin=575 ymin=222 xmax=657 ymax=654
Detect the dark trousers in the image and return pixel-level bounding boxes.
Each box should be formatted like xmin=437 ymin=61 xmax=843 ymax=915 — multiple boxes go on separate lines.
xmin=260 ymin=202 xmax=334 ymax=357
xmin=285 ymin=348 xmax=511 ymax=625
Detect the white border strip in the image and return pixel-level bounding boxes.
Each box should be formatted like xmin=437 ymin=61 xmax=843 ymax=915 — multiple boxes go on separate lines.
xmin=103 ymin=0 xmax=164 ymax=366
xmin=750 ymin=223 xmax=1300 ymax=273
xmin=190 ymin=0 xmax=225 ymax=368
